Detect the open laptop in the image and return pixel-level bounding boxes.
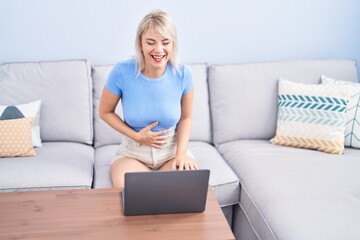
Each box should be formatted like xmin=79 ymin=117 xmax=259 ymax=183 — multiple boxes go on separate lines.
xmin=122 ymin=169 xmax=210 ymax=216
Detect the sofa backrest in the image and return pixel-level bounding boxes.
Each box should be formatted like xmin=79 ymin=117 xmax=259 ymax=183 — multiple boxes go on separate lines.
xmin=209 ymin=59 xmax=359 ymax=145
xmin=0 ymin=60 xmax=93 ymax=144
xmin=187 ymin=64 xmax=212 ymax=143
xmin=92 ymin=63 xmax=211 ymax=148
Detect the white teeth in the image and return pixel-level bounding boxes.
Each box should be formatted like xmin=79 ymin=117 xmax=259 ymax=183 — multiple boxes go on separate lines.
xmin=152 ymin=55 xmax=164 ymax=59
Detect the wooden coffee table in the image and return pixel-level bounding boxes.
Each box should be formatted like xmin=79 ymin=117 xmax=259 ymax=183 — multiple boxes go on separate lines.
xmin=0 ymin=187 xmax=234 ymax=240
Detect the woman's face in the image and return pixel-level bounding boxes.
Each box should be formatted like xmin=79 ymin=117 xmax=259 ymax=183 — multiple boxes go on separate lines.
xmin=141 ymin=28 xmax=173 ymax=75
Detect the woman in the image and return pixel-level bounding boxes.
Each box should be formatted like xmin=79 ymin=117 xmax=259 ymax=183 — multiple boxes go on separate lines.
xmin=99 ymin=10 xmax=198 ymax=189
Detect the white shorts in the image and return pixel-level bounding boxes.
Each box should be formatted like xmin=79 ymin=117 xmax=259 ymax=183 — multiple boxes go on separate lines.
xmin=111 ymin=134 xmax=195 ymax=170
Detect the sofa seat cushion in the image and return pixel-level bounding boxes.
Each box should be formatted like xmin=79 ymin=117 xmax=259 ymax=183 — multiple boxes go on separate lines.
xmin=218 ymin=140 xmax=360 ymax=240
xmin=94 ymin=141 xmax=239 ymax=207
xmin=0 ymin=142 xmax=94 ymax=192
xmin=190 ymin=141 xmax=240 ymax=207
xmin=93 ymin=144 xmax=117 ymax=189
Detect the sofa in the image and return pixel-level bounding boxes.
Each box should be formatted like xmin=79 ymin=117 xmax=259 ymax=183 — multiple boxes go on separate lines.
xmin=1 ymin=59 xmax=359 ymax=240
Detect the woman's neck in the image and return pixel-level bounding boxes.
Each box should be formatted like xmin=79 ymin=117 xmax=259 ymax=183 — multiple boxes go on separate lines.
xmin=142 ymin=66 xmax=166 ymax=79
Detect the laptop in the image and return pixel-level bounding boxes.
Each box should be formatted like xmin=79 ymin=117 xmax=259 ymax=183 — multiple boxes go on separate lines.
xmin=122 ymin=169 xmax=210 ymax=216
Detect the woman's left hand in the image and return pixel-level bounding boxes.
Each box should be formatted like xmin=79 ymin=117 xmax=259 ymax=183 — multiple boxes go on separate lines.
xmin=172 ymin=155 xmax=198 ymax=170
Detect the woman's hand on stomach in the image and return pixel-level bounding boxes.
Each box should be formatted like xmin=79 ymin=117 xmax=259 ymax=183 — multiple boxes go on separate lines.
xmin=135 ymin=121 xmax=171 ymax=148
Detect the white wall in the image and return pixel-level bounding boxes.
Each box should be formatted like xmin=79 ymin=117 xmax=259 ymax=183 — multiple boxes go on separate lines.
xmin=1 ymin=0 xmax=359 ymax=75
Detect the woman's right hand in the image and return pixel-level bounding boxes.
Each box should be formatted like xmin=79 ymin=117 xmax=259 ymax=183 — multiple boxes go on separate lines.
xmin=135 ymin=122 xmax=170 ymax=148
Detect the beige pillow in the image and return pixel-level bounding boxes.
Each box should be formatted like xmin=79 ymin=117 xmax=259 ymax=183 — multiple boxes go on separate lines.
xmin=0 ymin=118 xmax=36 ymax=157
xmin=0 ymin=100 xmax=42 ymax=147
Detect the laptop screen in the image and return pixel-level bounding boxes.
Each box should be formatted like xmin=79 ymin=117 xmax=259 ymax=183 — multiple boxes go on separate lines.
xmin=122 ymin=169 xmax=210 ymax=216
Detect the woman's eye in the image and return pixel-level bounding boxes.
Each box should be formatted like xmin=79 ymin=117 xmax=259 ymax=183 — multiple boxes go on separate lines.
xmin=147 ymin=42 xmax=155 ymax=45
xmin=163 ymin=42 xmax=170 ymax=45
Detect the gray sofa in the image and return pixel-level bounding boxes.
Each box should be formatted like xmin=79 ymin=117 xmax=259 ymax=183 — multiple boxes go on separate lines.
xmin=1 ymin=59 xmax=359 ymax=240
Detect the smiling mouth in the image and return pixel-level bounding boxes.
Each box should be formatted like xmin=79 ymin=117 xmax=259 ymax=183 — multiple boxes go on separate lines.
xmin=151 ymin=55 xmax=165 ymax=61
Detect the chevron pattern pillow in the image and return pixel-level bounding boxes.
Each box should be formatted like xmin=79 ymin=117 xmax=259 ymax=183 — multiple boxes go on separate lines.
xmin=321 ymin=75 xmax=360 ymax=148
xmin=271 ymin=79 xmax=352 ymax=154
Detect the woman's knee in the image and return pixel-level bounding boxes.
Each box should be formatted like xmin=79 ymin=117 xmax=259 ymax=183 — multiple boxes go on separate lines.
xmin=112 ymin=178 xmax=124 ymax=189
xmin=110 ymin=161 xmax=124 ymax=189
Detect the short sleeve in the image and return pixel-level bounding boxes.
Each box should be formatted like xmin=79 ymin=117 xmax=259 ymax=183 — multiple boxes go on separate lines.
xmin=105 ymin=64 xmax=123 ymax=96
xmin=182 ymin=65 xmax=194 ymax=95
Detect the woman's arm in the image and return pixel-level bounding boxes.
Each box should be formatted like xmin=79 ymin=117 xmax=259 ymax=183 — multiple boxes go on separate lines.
xmin=99 ymin=87 xmax=138 ymax=139
xmin=172 ymin=88 xmax=198 ymax=170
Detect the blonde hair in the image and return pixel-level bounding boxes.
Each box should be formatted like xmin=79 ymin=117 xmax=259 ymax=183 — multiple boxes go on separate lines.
xmin=135 ymin=10 xmax=178 ymax=73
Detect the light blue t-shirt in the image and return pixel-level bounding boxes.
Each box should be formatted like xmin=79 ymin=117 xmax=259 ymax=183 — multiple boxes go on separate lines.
xmin=105 ymin=59 xmax=194 ymax=133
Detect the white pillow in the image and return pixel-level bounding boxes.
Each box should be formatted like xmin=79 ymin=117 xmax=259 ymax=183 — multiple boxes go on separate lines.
xmin=0 ymin=100 xmax=42 ymax=147
xmin=321 ymin=75 xmax=360 ymax=148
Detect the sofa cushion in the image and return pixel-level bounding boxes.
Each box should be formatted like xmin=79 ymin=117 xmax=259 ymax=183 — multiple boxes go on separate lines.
xmin=188 ymin=64 xmax=212 ymax=143
xmin=92 ymin=64 xmax=124 ymax=148
xmin=209 ymin=60 xmax=359 ymax=145
xmin=189 ymin=141 xmax=240 ymax=207
xmin=218 ymin=140 xmax=360 ymax=240
xmin=92 ymin=63 xmax=211 ymax=148
xmin=271 ymin=79 xmax=351 ymax=154
xmin=0 ymin=60 xmax=93 ymax=144
xmin=0 ymin=142 xmax=94 ymax=191
xmin=93 ymin=141 xmax=239 ymax=207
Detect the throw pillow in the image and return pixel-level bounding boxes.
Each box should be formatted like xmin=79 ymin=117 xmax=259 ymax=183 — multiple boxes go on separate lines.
xmin=0 ymin=100 xmax=42 ymax=147
xmin=321 ymin=75 xmax=360 ymax=148
xmin=0 ymin=118 xmax=36 ymax=157
xmin=271 ymin=78 xmax=352 ymax=154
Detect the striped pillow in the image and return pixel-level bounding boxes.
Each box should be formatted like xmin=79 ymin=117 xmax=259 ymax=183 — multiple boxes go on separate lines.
xmin=271 ymin=79 xmax=352 ymax=154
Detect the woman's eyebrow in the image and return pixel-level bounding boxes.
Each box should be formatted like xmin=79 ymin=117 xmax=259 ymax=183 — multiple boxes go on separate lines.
xmin=145 ymin=38 xmax=170 ymax=42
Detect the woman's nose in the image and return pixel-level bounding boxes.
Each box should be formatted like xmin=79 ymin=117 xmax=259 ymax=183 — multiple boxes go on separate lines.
xmin=154 ymin=43 xmax=163 ymax=52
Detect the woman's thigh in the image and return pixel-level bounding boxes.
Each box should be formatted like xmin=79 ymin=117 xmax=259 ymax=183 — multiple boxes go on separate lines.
xmin=110 ymin=157 xmax=150 ymax=189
